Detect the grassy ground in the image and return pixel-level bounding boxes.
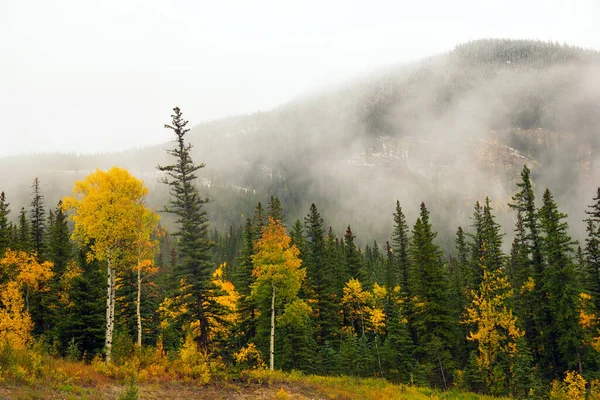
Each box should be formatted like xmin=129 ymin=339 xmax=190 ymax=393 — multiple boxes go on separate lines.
xmin=0 ymin=367 xmax=509 ymax=400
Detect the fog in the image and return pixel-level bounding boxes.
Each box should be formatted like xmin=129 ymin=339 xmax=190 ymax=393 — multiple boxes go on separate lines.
xmin=1 ymin=40 xmax=598 ymax=252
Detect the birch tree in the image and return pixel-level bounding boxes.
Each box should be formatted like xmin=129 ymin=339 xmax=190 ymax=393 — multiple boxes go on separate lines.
xmin=251 ymin=217 xmax=304 ymax=370
xmin=62 ymin=166 xmax=150 ymax=363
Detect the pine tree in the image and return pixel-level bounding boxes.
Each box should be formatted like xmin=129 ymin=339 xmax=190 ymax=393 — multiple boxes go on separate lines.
xmin=481 ymin=197 xmax=505 ymax=272
xmin=289 ymin=219 xmax=307 ymax=259
xmin=30 ymin=177 xmax=46 ymax=259
xmin=16 ymin=207 xmax=32 ymax=252
xmin=58 ymin=247 xmax=105 ymax=358
xmin=252 ymin=202 xmax=265 ymax=239
xmin=304 ymin=203 xmax=339 ymax=344
xmin=584 ymin=188 xmax=600 ymax=314
xmin=157 ymin=107 xmax=219 ymax=349
xmin=276 ymin=299 xmax=317 ymax=373
xmin=382 ymin=288 xmax=415 ymax=383
xmin=267 ymin=196 xmax=285 ymax=226
xmin=47 ymin=201 xmax=72 ymax=276
xmin=538 ymin=188 xmax=583 ymax=376
xmin=508 ymin=165 xmax=544 ymax=365
xmin=0 ymin=192 xmax=11 ymax=256
xmin=343 ymin=225 xmax=363 ymax=281
xmin=467 ymin=201 xmax=485 ymax=290
xmin=408 ymin=202 xmax=457 ymax=388
xmin=391 ymin=201 xmax=409 ymax=296
xmin=325 ymin=227 xmax=345 ymax=296
xmin=236 ymin=218 xmax=257 ymax=346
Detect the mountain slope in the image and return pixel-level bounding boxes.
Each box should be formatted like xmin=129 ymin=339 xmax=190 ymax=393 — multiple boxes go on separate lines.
xmin=1 ymin=39 xmax=599 ymax=244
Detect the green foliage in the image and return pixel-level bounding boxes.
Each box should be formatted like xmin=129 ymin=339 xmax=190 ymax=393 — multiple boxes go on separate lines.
xmin=157 ymin=107 xmax=219 ymax=348
xmin=0 ymin=191 xmax=11 ymax=256
xmin=408 ymin=202 xmax=458 ymax=388
xmin=303 ymin=203 xmax=339 ymax=344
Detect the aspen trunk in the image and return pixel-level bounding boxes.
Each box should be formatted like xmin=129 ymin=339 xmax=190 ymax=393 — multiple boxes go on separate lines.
xmin=137 ymin=263 xmax=142 ymax=347
xmin=270 ymin=281 xmax=275 ymax=371
xmin=105 ymin=250 xmax=115 ymax=364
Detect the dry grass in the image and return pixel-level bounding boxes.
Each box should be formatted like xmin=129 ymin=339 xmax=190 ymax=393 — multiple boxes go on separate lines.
xmin=0 ymin=344 xmax=509 ymax=399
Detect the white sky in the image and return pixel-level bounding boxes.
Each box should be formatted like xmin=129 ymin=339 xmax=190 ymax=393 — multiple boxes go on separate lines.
xmin=0 ymin=0 xmax=598 ymax=157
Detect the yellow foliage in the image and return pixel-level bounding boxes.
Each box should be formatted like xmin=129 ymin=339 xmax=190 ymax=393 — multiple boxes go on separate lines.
xmin=58 ymin=261 xmax=82 ymax=307
xmin=520 ymin=276 xmax=535 ymax=295
xmin=0 ymin=281 xmax=33 ymax=349
xmin=0 ymin=250 xmax=54 ymax=349
xmin=177 ymin=332 xmax=211 ymax=384
xmin=62 ymin=166 xmax=151 ymax=263
xmin=251 ymin=217 xmax=305 ymax=303
xmin=463 ymin=263 xmax=522 ymax=388
xmin=550 ymin=371 xmax=587 ymax=400
xmin=341 ymin=279 xmax=388 ymax=335
xmin=275 ymin=387 xmax=292 ymax=399
xmin=234 ymin=343 xmax=266 ymax=370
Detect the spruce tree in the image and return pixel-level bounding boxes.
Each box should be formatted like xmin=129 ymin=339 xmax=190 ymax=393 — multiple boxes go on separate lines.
xmin=0 ymin=191 xmax=11 ymax=255
xmin=237 ymin=218 xmax=257 ymax=345
xmin=391 ymin=201 xmax=409 ymax=295
xmin=157 ymin=106 xmax=219 ymax=348
xmin=58 ymin=247 xmax=105 ymax=358
xmin=467 ymin=201 xmax=485 ymax=290
xmin=481 ymin=197 xmax=505 ymax=272
xmin=289 ymin=219 xmax=307 ymax=259
xmin=267 ymin=196 xmax=285 ymax=226
xmin=16 ymin=207 xmax=32 ymax=251
xmin=343 ymin=225 xmax=363 ymax=281
xmin=252 ymin=202 xmax=265 ymax=239
xmin=584 ymin=188 xmax=600 ymax=314
xmin=508 ymin=165 xmax=544 ymax=365
xmin=538 ymin=188 xmax=583 ymax=376
xmin=30 ymin=177 xmax=46 ymax=259
xmin=47 ymin=201 xmax=72 ymax=275
xmin=408 ymin=202 xmax=457 ymax=388
xmin=304 ymin=203 xmax=339 ymax=344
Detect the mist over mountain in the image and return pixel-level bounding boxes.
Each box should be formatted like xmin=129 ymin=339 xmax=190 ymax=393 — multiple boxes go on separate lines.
xmin=2 ymin=39 xmax=599 ymax=247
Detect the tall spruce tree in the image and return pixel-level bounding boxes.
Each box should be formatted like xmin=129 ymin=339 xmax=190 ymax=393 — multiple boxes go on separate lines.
xmin=539 ymin=188 xmax=583 ymax=376
xmin=267 ymin=196 xmax=285 ymax=226
xmin=508 ymin=165 xmax=544 ymax=365
xmin=343 ymin=225 xmax=363 ymax=282
xmin=304 ymin=203 xmax=339 ymax=344
xmin=584 ymin=188 xmax=600 ymax=314
xmin=16 ymin=207 xmax=32 ymax=251
xmin=0 ymin=191 xmax=11 ymax=255
xmin=157 ymin=106 xmax=219 ymax=348
xmin=408 ymin=202 xmax=457 ymax=388
xmin=391 ymin=201 xmax=410 ymax=296
xmin=30 ymin=177 xmax=46 ymax=258
xmin=237 ymin=218 xmax=257 ymax=346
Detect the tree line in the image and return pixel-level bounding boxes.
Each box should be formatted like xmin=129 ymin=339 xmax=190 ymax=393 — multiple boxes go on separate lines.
xmin=1 ymin=107 xmax=600 ymax=398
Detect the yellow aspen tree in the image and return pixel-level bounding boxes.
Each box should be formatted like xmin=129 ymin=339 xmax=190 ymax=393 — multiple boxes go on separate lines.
xmin=131 ymin=208 xmax=161 ymax=347
xmin=463 ymin=255 xmax=523 ymax=392
xmin=62 ymin=166 xmax=150 ymax=363
xmin=251 ymin=217 xmax=305 ymax=371
xmin=0 ymin=249 xmax=53 ymax=348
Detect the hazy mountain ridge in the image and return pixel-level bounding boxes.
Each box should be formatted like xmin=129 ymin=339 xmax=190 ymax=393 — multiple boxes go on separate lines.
xmin=1 ymin=39 xmax=599 ymax=244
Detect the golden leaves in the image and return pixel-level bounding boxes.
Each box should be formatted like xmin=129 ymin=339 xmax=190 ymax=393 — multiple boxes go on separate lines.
xmin=251 ymin=217 xmax=305 ymax=303
xmin=0 ymin=250 xmax=54 ymax=349
xmin=62 ymin=166 xmax=155 ymax=263
xmin=463 ymin=263 xmax=522 ymax=380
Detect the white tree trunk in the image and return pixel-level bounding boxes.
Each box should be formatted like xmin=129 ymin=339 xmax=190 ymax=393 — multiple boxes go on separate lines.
xmin=105 ymin=250 xmax=115 ymax=364
xmin=136 ymin=257 xmax=142 ymax=348
xmin=270 ymin=281 xmax=275 ymax=371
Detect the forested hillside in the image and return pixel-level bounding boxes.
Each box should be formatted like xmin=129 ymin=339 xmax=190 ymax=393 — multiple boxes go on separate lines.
xmin=1 ymin=39 xmax=599 ymax=243
xmin=1 ymin=39 xmax=600 ymax=399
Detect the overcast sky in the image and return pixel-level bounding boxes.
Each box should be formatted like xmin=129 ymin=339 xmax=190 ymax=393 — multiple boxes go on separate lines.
xmin=0 ymin=0 xmax=598 ymax=158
